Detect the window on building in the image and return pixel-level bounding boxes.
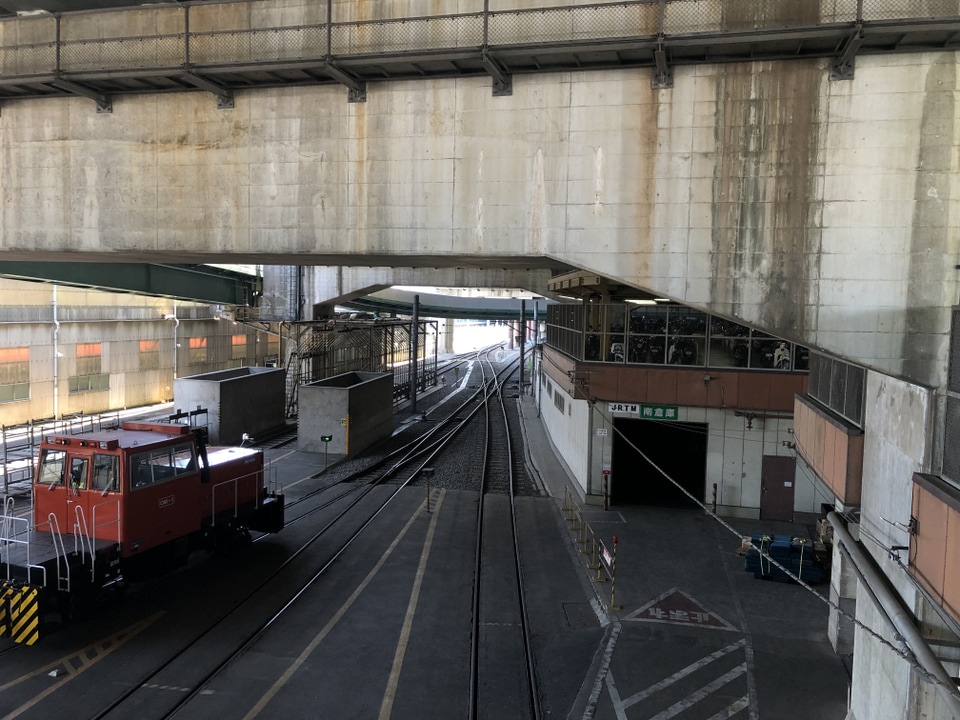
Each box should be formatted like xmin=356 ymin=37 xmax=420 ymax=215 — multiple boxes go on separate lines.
xmin=554 ymin=391 xmax=565 ymax=413
xmin=70 ymin=343 xmax=109 ymax=393
xmin=228 ymin=334 xmax=246 ymax=368
xmin=189 ymin=337 xmax=207 ymax=364
xmin=139 ymin=339 xmax=160 ymax=370
xmin=0 ymin=347 xmax=29 ymax=403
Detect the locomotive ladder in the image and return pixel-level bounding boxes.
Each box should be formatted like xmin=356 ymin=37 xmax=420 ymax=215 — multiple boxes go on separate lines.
xmin=72 ymin=505 xmax=97 ymax=584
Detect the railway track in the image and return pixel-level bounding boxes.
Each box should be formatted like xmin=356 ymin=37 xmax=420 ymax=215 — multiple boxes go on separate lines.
xmin=1 ymin=346 xmax=548 ymax=720
xmin=470 ymin=351 xmax=541 ymax=720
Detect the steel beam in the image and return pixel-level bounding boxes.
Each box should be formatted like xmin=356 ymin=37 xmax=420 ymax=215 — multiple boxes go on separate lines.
xmin=481 ymin=51 xmax=512 ymax=96
xmin=0 ymin=262 xmax=257 ymax=306
xmin=50 ymin=78 xmax=112 ymax=113
xmin=652 ymin=39 xmax=673 ymax=89
xmin=832 ymin=26 xmax=864 ymax=80
xmin=181 ymin=72 xmax=235 ymax=109
xmin=323 ymin=63 xmax=366 ymax=102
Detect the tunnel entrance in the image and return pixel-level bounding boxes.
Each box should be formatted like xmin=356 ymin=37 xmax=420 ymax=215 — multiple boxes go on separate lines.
xmin=610 ymin=418 xmax=707 ymax=507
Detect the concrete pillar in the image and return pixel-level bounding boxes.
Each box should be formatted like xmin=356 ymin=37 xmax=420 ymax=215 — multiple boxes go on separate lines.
xmin=442 ymin=318 xmax=455 ymax=354
xmin=520 ymin=300 xmax=526 ymax=391
xmin=828 ymin=507 xmax=858 ymax=655
xmin=410 ymin=295 xmax=419 ymax=414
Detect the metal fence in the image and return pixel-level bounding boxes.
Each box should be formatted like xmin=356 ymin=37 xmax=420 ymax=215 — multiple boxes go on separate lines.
xmin=0 ymin=0 xmax=956 ymax=79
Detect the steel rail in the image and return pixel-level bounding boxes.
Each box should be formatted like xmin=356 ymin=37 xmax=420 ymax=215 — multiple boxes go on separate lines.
xmin=468 ymin=348 xmax=541 ymax=720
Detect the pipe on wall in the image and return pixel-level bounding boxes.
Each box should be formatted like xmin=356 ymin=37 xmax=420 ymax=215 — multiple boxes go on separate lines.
xmin=826 ymin=512 xmax=960 ymax=716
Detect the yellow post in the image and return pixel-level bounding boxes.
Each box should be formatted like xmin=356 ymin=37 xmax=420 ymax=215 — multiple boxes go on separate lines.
xmin=423 ymin=467 xmax=434 ymax=513
xmin=609 ymin=536 xmax=620 ymax=610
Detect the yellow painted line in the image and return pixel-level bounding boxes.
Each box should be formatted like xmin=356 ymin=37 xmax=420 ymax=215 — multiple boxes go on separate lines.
xmin=378 ymin=490 xmax=445 ymax=720
xmin=244 ymin=493 xmax=441 ymax=720
xmin=0 ymin=611 xmax=165 ymax=720
xmin=268 ymin=448 xmax=298 ymax=465
xmin=282 ymin=473 xmax=319 ymax=491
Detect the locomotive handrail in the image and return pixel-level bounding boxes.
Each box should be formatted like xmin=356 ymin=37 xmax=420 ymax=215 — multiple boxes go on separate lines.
xmin=0 ymin=514 xmax=46 ymax=587
xmin=265 ymin=466 xmax=282 ymax=500
xmin=91 ymin=498 xmax=121 ymax=547
xmin=72 ymin=504 xmax=94 ymax=566
xmin=210 ymin=467 xmax=262 ymax=527
xmin=45 ymin=513 xmax=70 ymax=592
xmin=84 ymin=499 xmax=121 ymax=585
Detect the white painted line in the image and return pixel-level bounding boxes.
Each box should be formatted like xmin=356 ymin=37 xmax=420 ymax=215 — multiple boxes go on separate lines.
xmin=604 ymin=671 xmax=630 ymax=720
xmin=704 ymin=696 xmax=750 ymax=720
xmin=621 ymin=639 xmax=745 ymax=709
xmin=581 ymin=622 xmax=622 ymax=720
xmin=378 ymin=490 xmax=446 ymax=719
xmin=647 ymin=664 xmax=747 ymax=720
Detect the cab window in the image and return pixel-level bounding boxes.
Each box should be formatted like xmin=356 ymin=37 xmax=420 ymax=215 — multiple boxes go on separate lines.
xmin=129 ymin=442 xmax=197 ymax=490
xmin=69 ymin=457 xmax=89 ymax=490
xmin=92 ymin=454 xmax=119 ymax=492
xmin=37 ymin=449 xmax=66 ymax=486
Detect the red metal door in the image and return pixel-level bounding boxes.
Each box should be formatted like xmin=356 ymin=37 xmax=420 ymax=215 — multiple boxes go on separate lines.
xmin=760 ymin=455 xmax=796 ymax=521
xmin=34 ymin=447 xmax=70 ymax=536
xmin=65 ymin=455 xmax=95 ymax=538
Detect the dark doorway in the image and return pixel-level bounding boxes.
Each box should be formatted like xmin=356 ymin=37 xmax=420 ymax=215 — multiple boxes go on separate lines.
xmin=611 ymin=419 xmax=707 ymax=507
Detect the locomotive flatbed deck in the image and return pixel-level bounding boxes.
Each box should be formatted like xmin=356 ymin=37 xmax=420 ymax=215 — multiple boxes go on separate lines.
xmin=1 ymin=528 xmax=118 ymax=583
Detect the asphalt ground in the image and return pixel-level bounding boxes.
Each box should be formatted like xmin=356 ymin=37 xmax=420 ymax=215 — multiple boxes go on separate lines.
xmin=0 ymin=379 xmax=849 ymax=720
xmin=517 ymin=393 xmax=851 ymax=720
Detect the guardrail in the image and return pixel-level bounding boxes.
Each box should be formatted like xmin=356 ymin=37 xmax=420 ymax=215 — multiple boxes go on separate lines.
xmin=562 ymin=486 xmax=620 ymax=611
xmin=0 ymin=0 xmax=955 ymax=80
xmin=1 ymin=410 xmax=123 ymax=498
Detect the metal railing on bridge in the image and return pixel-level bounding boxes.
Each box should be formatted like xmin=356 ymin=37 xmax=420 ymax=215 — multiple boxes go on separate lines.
xmin=0 ymin=0 xmax=957 ymax=103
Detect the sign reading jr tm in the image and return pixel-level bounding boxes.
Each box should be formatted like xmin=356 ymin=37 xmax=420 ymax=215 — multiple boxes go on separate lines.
xmin=608 ymin=402 xmax=679 ymax=420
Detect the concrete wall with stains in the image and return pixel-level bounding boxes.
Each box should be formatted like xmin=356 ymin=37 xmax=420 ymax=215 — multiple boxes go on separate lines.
xmin=1 ymin=54 xmax=957 ymax=391
xmin=850 ymin=372 xmax=943 ymax=720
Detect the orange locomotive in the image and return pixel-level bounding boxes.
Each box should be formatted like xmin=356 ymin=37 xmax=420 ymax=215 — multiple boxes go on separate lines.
xmin=1 ymin=420 xmax=283 ymax=623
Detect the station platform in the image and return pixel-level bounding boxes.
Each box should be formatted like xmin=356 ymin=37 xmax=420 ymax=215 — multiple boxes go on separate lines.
xmin=515 ymin=393 xmax=850 ymax=720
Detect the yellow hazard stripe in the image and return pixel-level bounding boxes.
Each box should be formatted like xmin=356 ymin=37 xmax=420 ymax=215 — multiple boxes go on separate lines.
xmin=10 ymin=586 xmax=41 ymax=645
xmin=0 ymin=583 xmax=16 ymax=637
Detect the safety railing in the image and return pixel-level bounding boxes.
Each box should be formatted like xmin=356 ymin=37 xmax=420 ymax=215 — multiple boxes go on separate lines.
xmin=1 ymin=513 xmax=48 ymax=589
xmin=0 ymin=0 xmax=956 ymax=80
xmin=209 ymin=465 xmax=281 ymax=525
xmin=562 ymin=486 xmax=620 ymax=611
